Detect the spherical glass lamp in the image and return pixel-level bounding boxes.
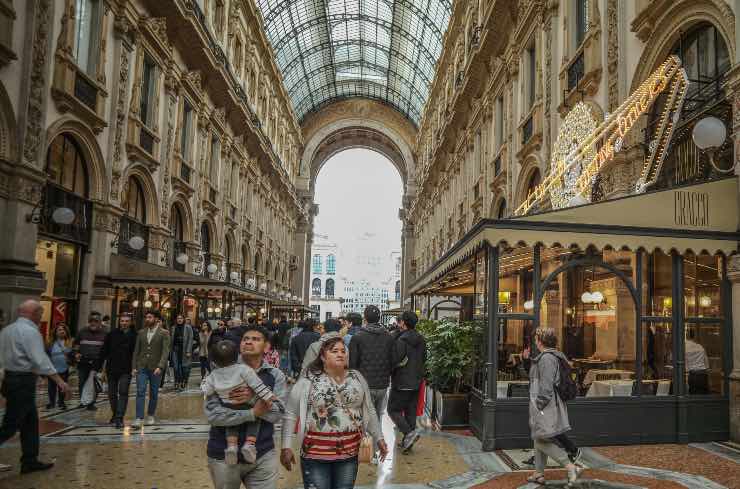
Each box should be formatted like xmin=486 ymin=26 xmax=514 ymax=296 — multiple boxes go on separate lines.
xmin=176 ymin=253 xmax=189 ymax=265
xmin=143 ymin=300 xmax=153 ymax=308
xmin=206 ymin=263 xmax=218 ymax=274
xmin=692 ymin=116 xmax=726 ymax=150
xmin=51 ymin=207 xmax=76 ymax=225
xmin=591 ymin=291 xmax=604 ymax=303
xmin=128 ymin=236 xmax=145 ymax=250
xmin=581 ymin=291 xmax=594 ymax=304
xmin=523 ymin=299 xmax=534 ymax=311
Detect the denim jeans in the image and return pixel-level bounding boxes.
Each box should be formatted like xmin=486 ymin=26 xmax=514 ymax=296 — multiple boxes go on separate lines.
xmin=368 ymin=388 xmax=388 ymax=450
xmin=300 ymin=457 xmax=358 ymax=489
xmin=47 ymin=370 xmax=69 ymax=407
xmin=172 ymin=351 xmax=184 ymax=384
xmin=135 ymin=368 xmax=161 ymax=419
xmin=108 ymin=373 xmax=131 ymax=420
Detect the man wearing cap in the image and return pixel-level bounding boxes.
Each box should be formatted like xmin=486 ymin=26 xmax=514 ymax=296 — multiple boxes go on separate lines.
xmin=348 ymin=305 xmax=395 ymax=464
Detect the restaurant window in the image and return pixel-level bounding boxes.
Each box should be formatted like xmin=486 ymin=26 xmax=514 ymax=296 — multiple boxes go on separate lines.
xmin=124 ymin=177 xmax=146 ymax=223
xmin=46 ymin=134 xmax=89 ymax=197
xmin=683 ymin=253 xmax=722 ymax=318
xmin=684 ymin=321 xmax=724 ymax=395
xmin=73 ymin=0 xmax=102 ymax=75
xmin=180 ymin=99 xmax=194 ymax=161
xmin=312 ymin=278 xmax=321 ymax=296
xmin=643 ymin=249 xmax=673 ymax=317
xmin=498 ymin=246 xmax=535 ymax=314
xmin=139 ymin=55 xmax=158 ymax=129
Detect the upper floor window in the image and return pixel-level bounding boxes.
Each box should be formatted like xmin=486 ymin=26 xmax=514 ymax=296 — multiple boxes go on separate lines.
xmin=139 ymin=55 xmax=158 ymax=128
xmin=526 ymin=45 xmax=536 ymax=110
xmin=209 ymin=136 xmax=221 ymax=183
xmin=575 ymin=0 xmax=589 ymax=48
xmin=73 ymin=0 xmax=102 ymax=75
xmin=180 ymin=99 xmax=194 ymax=160
xmin=312 ymin=254 xmax=322 ymax=274
xmin=326 ymin=254 xmax=336 ymax=275
xmin=494 ymin=96 xmax=503 ymax=150
xmin=124 ymin=177 xmax=146 ymax=223
xmin=46 ymin=134 xmax=89 ymax=197
xmin=312 ymin=278 xmax=322 ymax=296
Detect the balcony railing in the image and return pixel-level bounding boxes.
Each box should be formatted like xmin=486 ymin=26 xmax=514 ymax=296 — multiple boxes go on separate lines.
xmin=118 ymin=216 xmax=149 ymax=261
xmin=226 ymin=262 xmax=241 ymax=285
xmin=38 ymin=183 xmax=93 ymax=245
xmin=567 ymin=51 xmax=585 ymax=93
xmin=522 ymin=115 xmax=533 ymax=145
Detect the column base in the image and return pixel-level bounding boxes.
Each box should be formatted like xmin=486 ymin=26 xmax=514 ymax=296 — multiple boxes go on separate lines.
xmin=730 ymin=372 xmax=740 ymax=443
xmin=0 ymin=259 xmax=46 ymax=318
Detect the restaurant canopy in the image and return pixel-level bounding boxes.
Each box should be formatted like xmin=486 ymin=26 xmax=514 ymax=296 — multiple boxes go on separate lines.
xmin=409 ymin=177 xmax=739 ymax=295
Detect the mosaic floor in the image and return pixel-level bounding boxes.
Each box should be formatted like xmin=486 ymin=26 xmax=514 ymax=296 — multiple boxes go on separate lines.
xmin=0 ymin=372 xmax=737 ymax=489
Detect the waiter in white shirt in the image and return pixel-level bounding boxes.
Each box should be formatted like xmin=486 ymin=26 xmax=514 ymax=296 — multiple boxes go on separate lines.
xmin=0 ymin=300 xmax=70 ymax=475
xmin=685 ymin=329 xmax=710 ymax=395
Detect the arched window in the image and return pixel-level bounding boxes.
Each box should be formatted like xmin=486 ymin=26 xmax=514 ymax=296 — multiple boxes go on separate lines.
xmin=254 ymin=252 xmax=262 ymax=274
xmin=312 ymin=254 xmax=322 ymax=274
xmin=497 ymin=199 xmax=507 ymax=219
xmin=326 ymin=254 xmax=336 ymax=275
xmin=225 ymin=235 xmax=233 ymax=265
xmin=526 ymin=169 xmax=541 ymax=198
xmin=200 ymin=222 xmax=211 ymax=254
xmin=325 ymin=279 xmax=335 ymax=298
xmin=46 ymin=134 xmax=89 ymax=197
xmin=312 ymin=278 xmax=322 ymax=296
xmin=124 ymin=177 xmax=146 ymax=223
xmin=170 ymin=205 xmax=184 ymax=241
xmin=242 ymin=245 xmax=250 ymax=269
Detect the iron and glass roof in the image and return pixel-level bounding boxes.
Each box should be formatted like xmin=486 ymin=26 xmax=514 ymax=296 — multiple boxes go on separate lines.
xmin=255 ymin=0 xmax=453 ymax=126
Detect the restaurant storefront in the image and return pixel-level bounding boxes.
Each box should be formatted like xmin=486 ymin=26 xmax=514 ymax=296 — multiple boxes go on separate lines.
xmin=409 ymin=177 xmax=738 ymax=449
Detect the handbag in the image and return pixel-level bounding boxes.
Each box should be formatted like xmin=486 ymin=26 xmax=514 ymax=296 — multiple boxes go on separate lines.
xmin=357 ymin=435 xmax=373 ymax=464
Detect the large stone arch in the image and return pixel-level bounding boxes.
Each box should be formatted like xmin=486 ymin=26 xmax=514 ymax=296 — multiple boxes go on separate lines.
xmin=121 ymin=164 xmax=161 ymax=227
xmin=44 ymin=117 xmax=107 ymax=202
xmin=0 ymin=81 xmax=18 ymax=167
xmin=515 ymin=154 xmax=545 ymax=208
xmin=630 ymin=0 xmax=735 ymax=92
xmin=200 ymin=218 xmax=219 ymax=256
xmin=169 ymin=193 xmax=195 ymax=242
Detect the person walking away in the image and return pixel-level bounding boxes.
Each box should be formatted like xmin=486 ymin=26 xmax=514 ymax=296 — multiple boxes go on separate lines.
xmin=276 ymin=316 xmax=291 ymax=374
xmin=526 ymin=327 xmax=582 ymax=486
xmin=45 ymin=323 xmax=72 ymax=410
xmin=263 ymin=333 xmax=281 ymax=369
xmin=204 ymin=324 xmax=287 ymax=489
xmin=73 ymin=312 xmax=107 ymax=410
xmin=300 ymin=319 xmax=343 ymax=373
xmin=342 ymin=313 xmax=363 ymax=347
xmin=208 ymin=320 xmax=228 ymax=367
xmin=388 ymin=311 xmax=426 ymax=453
xmin=685 ymin=329 xmax=710 ymax=395
xmin=171 ymin=314 xmax=194 ymax=390
xmin=199 ymin=322 xmax=212 ymax=379
xmin=348 ymin=306 xmax=394 ymax=464
xmin=289 ymin=319 xmax=321 ymax=379
xmin=281 ymin=336 xmax=388 ymax=489
xmin=132 ymin=311 xmax=170 ymax=427
xmin=98 ymin=313 xmax=137 ymax=429
xmin=0 ymin=300 xmax=71 ymax=474
xmin=203 ymin=339 xmax=283 ymax=464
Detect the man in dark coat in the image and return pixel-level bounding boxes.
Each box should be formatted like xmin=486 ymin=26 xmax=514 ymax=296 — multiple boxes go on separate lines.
xmin=289 ymin=319 xmax=320 ymax=378
xmin=389 ymin=311 xmax=426 ymax=453
xmin=98 ymin=313 xmax=137 ymax=428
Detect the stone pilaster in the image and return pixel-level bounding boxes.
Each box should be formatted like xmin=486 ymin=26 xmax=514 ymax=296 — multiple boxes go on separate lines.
xmin=728 ymin=255 xmax=740 ymax=444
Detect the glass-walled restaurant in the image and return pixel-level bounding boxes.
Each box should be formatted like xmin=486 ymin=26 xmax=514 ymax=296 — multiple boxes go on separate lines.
xmin=409 ymin=178 xmax=737 ymax=449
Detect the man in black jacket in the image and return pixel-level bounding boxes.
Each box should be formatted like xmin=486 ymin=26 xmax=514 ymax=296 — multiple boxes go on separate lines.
xmin=289 ymin=319 xmax=320 ymax=378
xmin=98 ymin=313 xmax=137 ymax=428
xmin=349 ymin=305 xmax=394 ymax=463
xmin=73 ymin=312 xmax=107 ymax=410
xmin=389 ymin=311 xmax=426 ymax=453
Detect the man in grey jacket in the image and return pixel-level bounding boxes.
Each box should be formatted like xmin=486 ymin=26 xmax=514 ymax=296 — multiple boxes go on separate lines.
xmin=171 ymin=314 xmax=194 ymax=390
xmin=132 ymin=311 xmax=170 ymax=427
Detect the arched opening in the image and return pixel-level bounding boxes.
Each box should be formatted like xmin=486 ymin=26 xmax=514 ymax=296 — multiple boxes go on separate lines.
xmin=525 ymin=168 xmax=541 ymax=200
xmin=170 ymin=204 xmax=186 ymax=271
xmin=325 ymin=278 xmax=335 ymax=298
xmin=37 ymin=133 xmax=95 ymax=337
xmin=200 ymin=221 xmax=212 ymax=277
xmin=647 ymin=22 xmax=733 ymax=189
xmin=225 ymin=234 xmax=235 ymax=282
xmin=312 ymin=278 xmax=322 ymax=297
xmin=241 ymin=244 xmax=252 ymax=287
xmin=118 ymin=176 xmax=150 ymax=261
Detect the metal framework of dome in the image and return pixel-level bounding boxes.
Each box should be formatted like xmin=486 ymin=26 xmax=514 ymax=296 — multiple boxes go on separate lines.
xmin=255 ymin=0 xmax=453 ymax=126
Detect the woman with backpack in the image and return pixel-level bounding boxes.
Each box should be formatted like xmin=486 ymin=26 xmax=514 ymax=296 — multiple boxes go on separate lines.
xmin=526 ymin=327 xmax=582 ymax=486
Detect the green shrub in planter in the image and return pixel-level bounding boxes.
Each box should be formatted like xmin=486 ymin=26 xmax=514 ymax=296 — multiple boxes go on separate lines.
xmin=420 ymin=318 xmax=483 ymax=394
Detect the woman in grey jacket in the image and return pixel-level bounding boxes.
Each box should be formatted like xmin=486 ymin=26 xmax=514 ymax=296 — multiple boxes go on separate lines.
xmin=527 ymin=327 xmax=582 ymax=486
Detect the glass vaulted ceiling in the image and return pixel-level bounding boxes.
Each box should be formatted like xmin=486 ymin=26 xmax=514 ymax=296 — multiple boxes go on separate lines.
xmin=255 ymin=0 xmax=453 ymax=126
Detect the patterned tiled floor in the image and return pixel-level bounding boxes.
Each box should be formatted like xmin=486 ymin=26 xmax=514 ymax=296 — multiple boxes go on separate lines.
xmin=0 ymin=370 xmax=738 ymax=489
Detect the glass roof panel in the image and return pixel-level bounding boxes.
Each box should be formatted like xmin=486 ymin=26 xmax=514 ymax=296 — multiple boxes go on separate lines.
xmin=255 ymin=0 xmax=452 ymax=126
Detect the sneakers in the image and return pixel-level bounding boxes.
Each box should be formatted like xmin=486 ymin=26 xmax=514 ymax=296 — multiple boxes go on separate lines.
xmin=567 ymin=464 xmax=584 ymax=486
xmin=570 ymin=448 xmax=583 ymax=466
xmin=224 ymin=446 xmax=239 ymax=465
xmin=0 ymin=463 xmax=11 ymax=472
xmin=85 ymin=403 xmax=97 ymax=411
xmin=45 ymin=403 xmax=54 ymax=410
xmin=20 ymin=461 xmax=54 ymax=475
xmin=145 ymin=416 xmax=156 ymax=426
xmin=114 ymin=419 xmax=124 ymax=429
xmin=131 ymin=418 xmax=144 ymax=428
xmin=240 ymin=443 xmax=257 ymax=464
xmin=401 ymin=429 xmax=421 ymax=453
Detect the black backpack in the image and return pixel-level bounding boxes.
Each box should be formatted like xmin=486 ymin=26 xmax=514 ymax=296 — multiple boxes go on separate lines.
xmin=547 ymin=352 xmax=578 ymax=401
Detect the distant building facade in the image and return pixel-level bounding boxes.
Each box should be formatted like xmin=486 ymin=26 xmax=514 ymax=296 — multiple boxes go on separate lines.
xmin=309 ymin=234 xmax=343 ymax=321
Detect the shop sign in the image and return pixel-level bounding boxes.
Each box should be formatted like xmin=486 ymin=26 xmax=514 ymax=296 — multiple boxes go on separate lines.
xmin=674 ymin=191 xmax=710 ymax=227
xmin=516 ymin=56 xmax=688 ymax=216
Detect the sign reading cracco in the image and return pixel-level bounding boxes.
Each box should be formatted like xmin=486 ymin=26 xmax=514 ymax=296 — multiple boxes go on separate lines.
xmin=516 ymin=56 xmax=689 ymax=216
xmin=674 ymin=191 xmax=710 ymax=227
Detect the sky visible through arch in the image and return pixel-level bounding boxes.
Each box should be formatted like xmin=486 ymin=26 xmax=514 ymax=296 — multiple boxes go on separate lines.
xmin=313 ymin=148 xmax=403 ymax=285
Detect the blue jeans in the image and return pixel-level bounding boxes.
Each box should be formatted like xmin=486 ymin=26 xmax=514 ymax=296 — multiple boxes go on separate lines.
xmin=300 ymin=457 xmax=358 ymax=489
xmin=135 ymin=368 xmax=161 ymax=419
xmin=279 ymin=350 xmax=290 ymax=373
xmin=172 ymin=352 xmax=191 ymax=384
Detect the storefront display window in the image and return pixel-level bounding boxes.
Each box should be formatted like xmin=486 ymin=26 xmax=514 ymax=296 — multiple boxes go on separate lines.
xmin=643 ymin=250 xmax=673 ymax=317
xmin=642 ymin=321 xmax=673 ymax=394
xmin=685 ymin=322 xmax=725 ymax=396
xmin=683 ymin=254 xmax=723 ymax=318
xmin=498 ymin=246 xmax=534 ymax=314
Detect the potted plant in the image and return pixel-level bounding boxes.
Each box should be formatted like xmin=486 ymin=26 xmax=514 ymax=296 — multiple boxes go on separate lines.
xmin=419 ymin=318 xmax=483 ymax=428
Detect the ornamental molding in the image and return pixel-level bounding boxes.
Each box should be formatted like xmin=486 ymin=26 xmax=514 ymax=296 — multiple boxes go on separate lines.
xmin=22 ymin=0 xmax=52 ymax=168
xmin=139 ymin=16 xmax=172 ymax=60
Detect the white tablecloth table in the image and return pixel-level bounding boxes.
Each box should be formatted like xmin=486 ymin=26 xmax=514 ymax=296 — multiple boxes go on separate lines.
xmin=582 ymin=369 xmax=634 ymax=386
xmin=586 ymin=380 xmax=634 ymax=397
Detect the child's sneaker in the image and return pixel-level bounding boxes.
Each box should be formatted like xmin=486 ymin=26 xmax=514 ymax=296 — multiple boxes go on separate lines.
xmin=224 ymin=446 xmax=239 ymax=465
xmin=241 ymin=443 xmax=257 ymax=464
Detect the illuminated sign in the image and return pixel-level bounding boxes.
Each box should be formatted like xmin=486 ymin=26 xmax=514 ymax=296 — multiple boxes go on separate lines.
xmin=516 ymin=56 xmax=688 ymax=216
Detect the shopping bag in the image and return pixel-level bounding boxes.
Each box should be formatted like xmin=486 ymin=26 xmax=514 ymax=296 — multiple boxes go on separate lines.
xmin=416 ymin=379 xmax=426 ymax=416
xmin=80 ymin=370 xmax=97 ymax=405
xmin=357 ymin=435 xmax=373 ymax=464
xmin=94 ymin=373 xmax=105 ymax=394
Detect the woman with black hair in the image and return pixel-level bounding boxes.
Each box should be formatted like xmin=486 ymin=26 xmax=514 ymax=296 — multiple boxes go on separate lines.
xmin=280 ymin=335 xmax=388 ymax=489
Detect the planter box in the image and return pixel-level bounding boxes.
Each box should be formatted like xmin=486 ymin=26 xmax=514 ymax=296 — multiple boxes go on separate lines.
xmin=434 ymin=390 xmax=469 ymax=428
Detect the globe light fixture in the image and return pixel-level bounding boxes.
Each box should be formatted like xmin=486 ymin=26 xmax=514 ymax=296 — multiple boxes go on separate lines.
xmin=176 ymin=253 xmax=189 ymax=265
xmin=523 ymin=299 xmax=534 ymax=311
xmin=207 ymin=307 xmax=213 ymax=313
xmin=144 ymin=300 xmax=153 ymax=308
xmin=581 ymin=291 xmax=594 ymax=304
xmin=230 ymin=271 xmax=240 ymax=281
xmin=591 ymin=291 xmax=604 ymax=303
xmin=214 ymin=307 xmax=222 ymax=313
xmin=128 ymin=235 xmax=145 ymax=251
xmin=207 ymin=263 xmax=218 ymax=274
xmin=699 ymin=295 xmax=712 ymax=308
xmin=51 ymin=207 xmax=76 ymax=225
xmin=163 ymin=302 xmax=171 ymax=309
xmin=132 ymin=300 xmax=140 ymax=308
xmin=692 ymin=116 xmax=732 ymax=173
xmin=260 ymin=307 xmax=266 ymax=314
